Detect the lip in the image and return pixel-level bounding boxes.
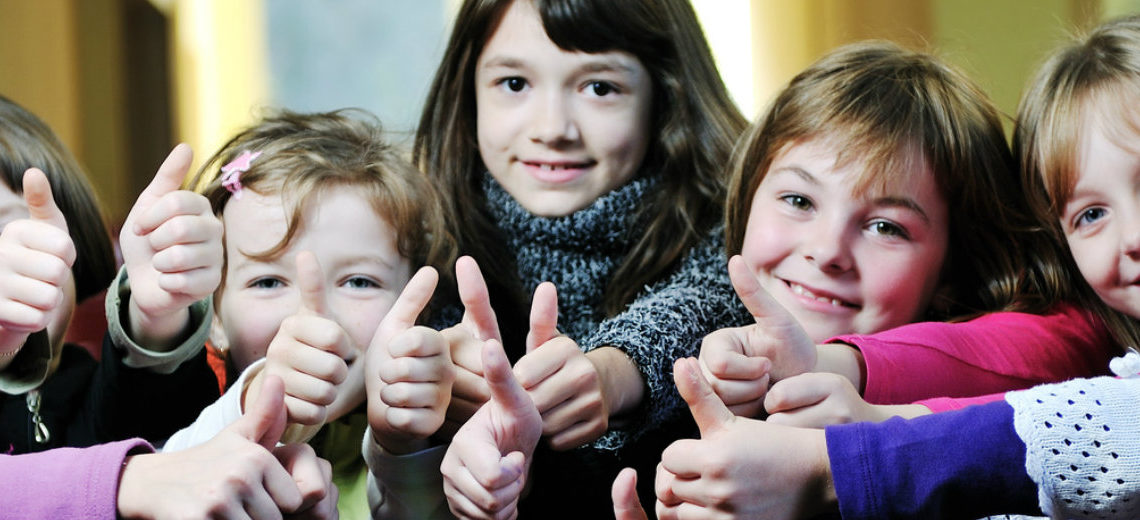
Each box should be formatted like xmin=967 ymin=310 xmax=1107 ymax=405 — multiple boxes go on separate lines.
xmin=779 ymin=278 xmax=860 ymax=312
xmin=520 ymin=158 xmax=595 ymax=184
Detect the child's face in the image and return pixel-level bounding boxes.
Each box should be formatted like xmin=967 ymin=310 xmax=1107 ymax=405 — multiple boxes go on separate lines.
xmin=474 ymin=0 xmax=653 ymax=217
xmin=0 ymin=183 xmax=76 ymax=359
xmin=213 ymin=185 xmax=413 ymax=402
xmin=740 ymin=138 xmax=950 ymax=342
xmin=1061 ymin=120 xmax=1140 ymax=318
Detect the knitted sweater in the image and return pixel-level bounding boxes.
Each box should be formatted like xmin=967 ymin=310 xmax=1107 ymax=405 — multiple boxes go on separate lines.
xmin=481 ymin=174 xmax=749 ymax=450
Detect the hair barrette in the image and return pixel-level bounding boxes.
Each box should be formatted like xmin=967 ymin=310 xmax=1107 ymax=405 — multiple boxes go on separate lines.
xmin=220 ymin=150 xmax=262 ymax=199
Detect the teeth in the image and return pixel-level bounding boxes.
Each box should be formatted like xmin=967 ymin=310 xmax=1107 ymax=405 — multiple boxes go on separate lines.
xmin=539 ymin=164 xmax=569 ymax=171
xmin=791 ymin=283 xmax=846 ymax=307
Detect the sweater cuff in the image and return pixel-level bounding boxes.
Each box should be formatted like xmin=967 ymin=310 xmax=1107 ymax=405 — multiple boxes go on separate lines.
xmin=105 ymin=266 xmax=211 ymax=373
xmin=0 ymin=330 xmax=52 ymax=394
xmin=363 ymin=425 xmax=449 ymax=518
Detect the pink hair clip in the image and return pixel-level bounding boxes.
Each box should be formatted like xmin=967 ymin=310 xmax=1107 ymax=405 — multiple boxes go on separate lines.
xmin=220 ymin=150 xmax=262 ymax=199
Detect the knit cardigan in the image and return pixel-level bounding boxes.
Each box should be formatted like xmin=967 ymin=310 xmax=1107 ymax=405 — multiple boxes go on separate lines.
xmin=480 ymin=174 xmax=750 ymax=450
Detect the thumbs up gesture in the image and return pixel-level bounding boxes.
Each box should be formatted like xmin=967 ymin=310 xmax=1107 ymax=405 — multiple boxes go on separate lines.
xmin=117 ymin=375 xmax=338 ymax=519
xmin=512 ymin=281 xmax=611 ymax=451
xmin=698 ymin=255 xmax=816 ymax=417
xmin=441 ymin=339 xmax=541 ymax=520
xmin=440 ymin=256 xmax=503 ymax=435
xmin=654 ymin=358 xmax=834 ymax=520
xmin=0 ymin=168 xmax=76 ymax=358
xmin=365 ymin=266 xmax=455 ymax=454
xmin=246 ymin=251 xmax=355 ymax=437
xmin=612 ymin=468 xmax=650 ymax=520
xmin=121 ymin=144 xmax=223 ymax=349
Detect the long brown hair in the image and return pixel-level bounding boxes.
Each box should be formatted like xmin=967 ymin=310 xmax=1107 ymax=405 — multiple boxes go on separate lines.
xmin=0 ymin=95 xmax=116 ymax=303
xmin=1014 ymin=14 xmax=1140 ymax=350
xmin=726 ymin=41 xmax=1073 ymax=321
xmin=415 ymin=0 xmax=747 ymax=333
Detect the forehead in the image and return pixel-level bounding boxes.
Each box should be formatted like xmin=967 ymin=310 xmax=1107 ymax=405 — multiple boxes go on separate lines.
xmin=477 ymin=0 xmax=644 ymax=73
xmin=221 ymin=190 xmax=289 ymax=253
xmin=770 ymin=137 xmax=934 ymax=194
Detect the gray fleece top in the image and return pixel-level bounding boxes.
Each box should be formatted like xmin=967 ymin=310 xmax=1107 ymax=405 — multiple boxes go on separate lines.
xmin=482 ymin=174 xmax=750 ymax=451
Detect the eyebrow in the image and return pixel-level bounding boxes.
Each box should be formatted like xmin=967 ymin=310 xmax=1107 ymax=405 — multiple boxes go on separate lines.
xmin=771 ymin=166 xmax=931 ymax=224
xmin=479 ymin=56 xmax=638 ymax=75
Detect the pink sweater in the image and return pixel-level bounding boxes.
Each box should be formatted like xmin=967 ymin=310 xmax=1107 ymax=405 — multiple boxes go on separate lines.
xmin=0 ymin=438 xmax=151 ymax=519
xmin=829 ymin=303 xmax=1117 ymax=412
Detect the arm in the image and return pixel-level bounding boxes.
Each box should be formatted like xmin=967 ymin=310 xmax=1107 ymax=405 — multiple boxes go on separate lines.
xmin=826 ymin=400 xmax=1040 ymax=519
xmin=829 ymin=303 xmax=1117 ymax=404
xmin=1006 ymin=375 xmax=1140 ymax=519
xmin=0 ymin=438 xmax=151 ymax=519
xmin=581 ymin=228 xmax=750 ymax=448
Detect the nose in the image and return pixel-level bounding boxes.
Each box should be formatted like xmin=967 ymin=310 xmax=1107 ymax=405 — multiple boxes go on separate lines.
xmin=1122 ymin=213 xmax=1140 ymax=259
xmin=803 ymin=221 xmax=855 ymax=274
xmin=530 ymin=91 xmax=579 ymax=145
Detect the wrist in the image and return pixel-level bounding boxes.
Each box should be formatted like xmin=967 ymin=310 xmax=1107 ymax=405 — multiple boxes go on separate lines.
xmin=127 ymin=296 xmax=191 ymax=351
xmin=585 ymin=347 xmax=644 ymax=418
xmin=814 ymin=343 xmax=866 ymax=392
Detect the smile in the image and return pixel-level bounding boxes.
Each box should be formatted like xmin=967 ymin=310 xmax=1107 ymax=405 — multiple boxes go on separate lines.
xmin=787 ymin=281 xmax=859 ymax=309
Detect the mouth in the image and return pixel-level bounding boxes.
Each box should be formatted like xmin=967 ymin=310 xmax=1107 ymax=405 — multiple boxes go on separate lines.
xmin=784 ymin=280 xmax=860 ymax=309
xmin=522 ymin=159 xmax=596 ymax=170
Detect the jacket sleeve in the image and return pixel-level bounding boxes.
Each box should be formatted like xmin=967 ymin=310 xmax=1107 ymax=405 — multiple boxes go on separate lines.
xmin=362 ymin=426 xmax=452 ymax=519
xmin=829 ymin=304 xmax=1117 ymax=405
xmin=580 ymin=228 xmax=750 ymax=451
xmin=0 ymin=438 xmax=152 ymax=519
xmin=1006 ymin=376 xmax=1140 ymax=519
xmin=827 ymin=400 xmax=1040 ymax=519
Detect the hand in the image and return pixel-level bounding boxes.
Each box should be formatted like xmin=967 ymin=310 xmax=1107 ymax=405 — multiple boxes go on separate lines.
xmin=613 ymin=468 xmax=649 ymax=520
xmin=513 ymin=282 xmax=608 ymax=450
xmin=766 ymin=372 xmax=931 ymax=428
xmin=441 ymin=339 xmax=541 ymax=520
xmin=117 ymin=375 xmax=336 ymax=519
xmin=441 ymin=256 xmax=502 ymax=436
xmin=366 ymin=266 xmax=455 ymax=454
xmin=655 ymin=358 xmax=835 ymax=520
xmin=250 ymin=252 xmax=354 ymax=435
xmin=273 ymin=442 xmax=339 ymax=520
xmin=0 ymin=169 xmax=75 ymax=359
xmin=121 ymin=144 xmax=224 ymax=349
xmin=699 ymin=255 xmax=813 ymax=417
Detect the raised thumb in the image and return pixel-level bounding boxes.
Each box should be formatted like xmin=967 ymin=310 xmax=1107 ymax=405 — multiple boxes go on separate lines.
xmin=675 ymin=357 xmax=734 ymax=436
xmin=231 ymin=373 xmax=288 ymax=449
xmin=296 ymin=251 xmax=329 ymax=317
xmin=525 ymin=281 xmax=559 ymax=353
xmin=22 ymin=168 xmax=67 ymax=231
xmin=483 ymin=339 xmax=534 ymax=415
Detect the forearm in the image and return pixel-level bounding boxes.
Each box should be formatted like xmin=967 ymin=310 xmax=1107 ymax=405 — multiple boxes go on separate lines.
xmin=126 ymin=298 xmax=191 ymax=352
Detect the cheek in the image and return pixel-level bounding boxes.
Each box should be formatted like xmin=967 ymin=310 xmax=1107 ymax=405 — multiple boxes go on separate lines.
xmin=1068 ymin=236 xmax=1112 ymax=290
xmin=740 ymin=206 xmax=786 ymax=268
xmin=343 ymin=299 xmax=397 ymax=353
xmin=219 ymin=301 xmax=287 ymax=371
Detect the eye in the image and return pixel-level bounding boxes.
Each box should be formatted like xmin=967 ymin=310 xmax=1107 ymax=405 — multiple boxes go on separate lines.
xmin=867 ymin=220 xmax=910 ymax=240
xmin=779 ymin=194 xmax=813 ymax=211
xmin=586 ymin=81 xmax=617 ymax=96
xmin=343 ymin=276 xmax=381 ymax=290
xmin=249 ymin=277 xmax=284 ymax=290
xmin=1075 ymin=207 xmax=1108 ymax=228
xmin=498 ymin=77 xmax=527 ymax=93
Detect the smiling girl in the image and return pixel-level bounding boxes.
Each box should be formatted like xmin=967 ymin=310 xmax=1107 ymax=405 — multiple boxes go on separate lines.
xmin=368 ymin=0 xmax=751 ymax=516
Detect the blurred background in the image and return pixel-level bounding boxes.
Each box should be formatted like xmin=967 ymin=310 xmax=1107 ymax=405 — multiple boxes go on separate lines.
xmin=2 ymin=0 xmax=1139 ymax=225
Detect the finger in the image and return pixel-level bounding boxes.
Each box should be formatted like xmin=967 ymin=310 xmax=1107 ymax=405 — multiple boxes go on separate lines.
xmin=295 ymin=251 xmax=329 ymax=317
xmin=483 ymin=339 xmax=534 ymax=416
xmin=764 ymin=373 xmax=834 ymax=415
xmin=728 ymin=255 xmax=788 ymax=323
xmin=700 ymin=341 xmax=770 ymax=380
xmin=232 ymin=374 xmax=288 ymax=449
xmin=273 ymin=443 xmax=329 ymax=514
xmin=525 ymin=282 xmax=558 ymax=353
xmin=21 ymin=169 xmax=68 ymax=232
xmin=612 ymin=468 xmax=649 ymax=520
xmin=132 ymin=144 xmax=193 ymax=233
xmin=376 ymin=266 xmax=438 ymax=337
xmin=674 ymin=358 xmax=734 ymax=436
xmin=658 ymin=439 xmax=708 ymax=478
xmin=140 ymin=197 xmax=217 ymax=250
xmin=457 ymin=256 xmax=501 ymax=342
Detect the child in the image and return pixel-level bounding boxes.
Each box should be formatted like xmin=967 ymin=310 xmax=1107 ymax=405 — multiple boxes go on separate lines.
xmin=377 ymin=0 xmax=751 ymax=515
xmin=636 ymin=16 xmax=1140 ymax=519
xmin=0 ymin=95 xmax=220 ymax=452
xmin=698 ymin=40 xmax=1118 ymax=426
xmin=159 ymin=109 xmax=455 ymax=520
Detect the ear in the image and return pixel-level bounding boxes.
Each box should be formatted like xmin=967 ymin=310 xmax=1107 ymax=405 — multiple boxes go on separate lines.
xmin=208 ymin=311 xmax=229 ymax=352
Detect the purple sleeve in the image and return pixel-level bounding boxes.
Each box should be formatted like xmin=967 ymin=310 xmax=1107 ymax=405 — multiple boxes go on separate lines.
xmin=0 ymin=438 xmax=152 ymax=519
xmin=826 ymin=401 xmax=1039 ymax=519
